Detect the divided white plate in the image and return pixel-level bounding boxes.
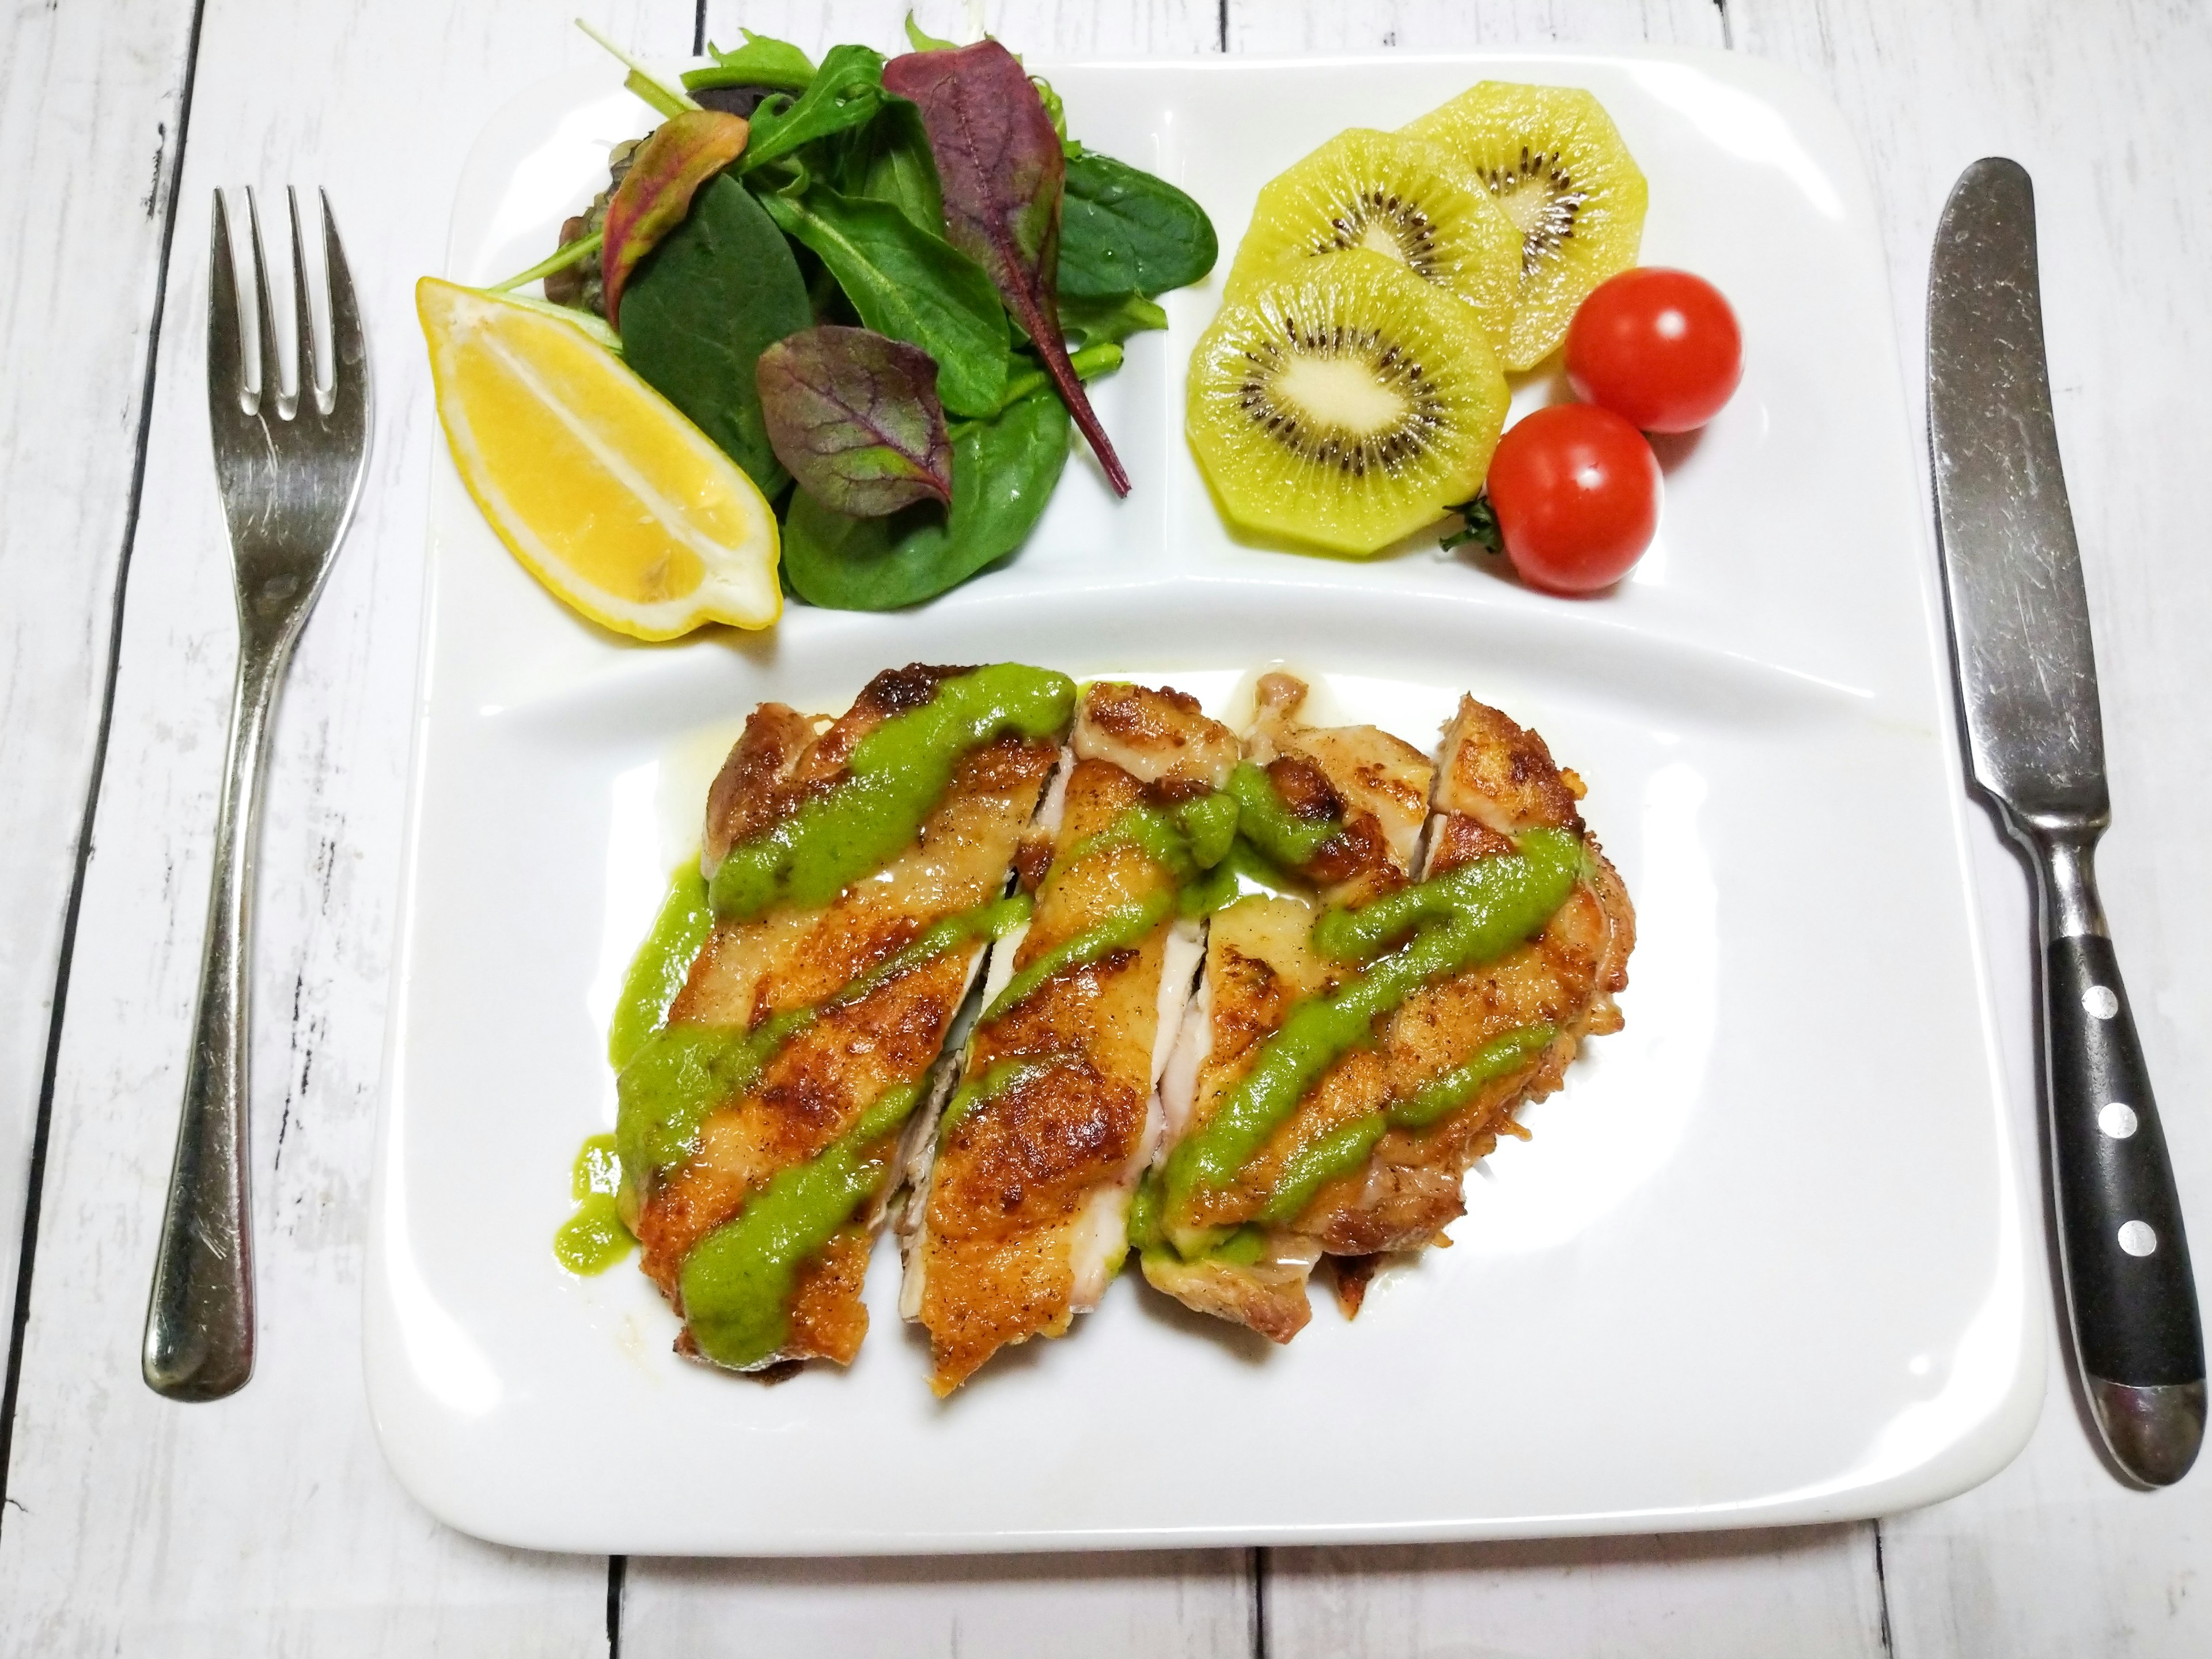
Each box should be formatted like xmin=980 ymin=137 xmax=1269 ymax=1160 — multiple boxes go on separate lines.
xmin=368 ymin=47 xmax=2042 ymax=1555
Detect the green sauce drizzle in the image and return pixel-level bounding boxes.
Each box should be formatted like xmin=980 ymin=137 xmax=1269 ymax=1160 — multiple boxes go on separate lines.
xmin=609 ymin=863 xmax=714 ymax=1070
xmin=1226 ymin=760 xmax=1340 ymax=869
xmin=707 ymin=664 xmax=1075 ymax=921
xmin=1310 ymin=827 xmax=1584 ymax=961
xmin=679 ymin=1078 xmax=924 ymax=1369
xmin=980 ymin=888 xmax=1173 ymax=1025
xmin=1251 ymin=1022 xmax=1559 ymax=1225
xmin=1390 ymin=1022 xmax=1558 ymax=1130
xmin=936 ymin=1055 xmax=1054 ymax=1142
xmin=615 ymin=893 xmax=1031 ymax=1181
xmin=554 ymin=1134 xmax=637 ymax=1275
xmin=1162 ymin=830 xmax=1584 ymax=1212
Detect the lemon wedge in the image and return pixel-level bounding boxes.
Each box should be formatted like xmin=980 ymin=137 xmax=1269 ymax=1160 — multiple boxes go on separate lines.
xmin=417 ymin=277 xmax=780 ymax=638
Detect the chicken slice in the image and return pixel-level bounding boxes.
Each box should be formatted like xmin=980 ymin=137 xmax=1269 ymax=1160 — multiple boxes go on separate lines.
xmin=1141 ymin=675 xmax=1431 ymax=1340
xmin=619 ymin=665 xmax=1067 ymax=1373
xmin=1143 ymin=684 xmax=1633 ymax=1338
xmin=903 ymin=683 xmax=1236 ymax=1393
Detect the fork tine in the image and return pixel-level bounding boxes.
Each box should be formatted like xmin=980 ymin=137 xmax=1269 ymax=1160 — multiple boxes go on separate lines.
xmin=321 ymin=190 xmax=369 ymax=423
xmin=244 ymin=187 xmax=288 ymax=416
xmin=286 ymin=186 xmax=323 ymax=414
xmin=208 ymin=191 xmax=248 ymax=416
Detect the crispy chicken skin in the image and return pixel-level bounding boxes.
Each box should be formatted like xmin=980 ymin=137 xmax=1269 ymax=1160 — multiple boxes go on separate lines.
xmin=630 ymin=666 xmax=1060 ymax=1370
xmin=1146 ymin=685 xmax=1634 ymax=1339
xmin=903 ymin=683 xmax=1235 ymax=1392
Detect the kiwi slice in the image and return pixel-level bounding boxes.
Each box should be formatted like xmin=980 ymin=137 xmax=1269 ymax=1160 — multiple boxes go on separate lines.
xmin=1225 ymin=128 xmax=1521 ymax=354
xmin=1187 ymin=249 xmax=1509 ymax=557
xmin=1403 ymin=82 xmax=1647 ymax=370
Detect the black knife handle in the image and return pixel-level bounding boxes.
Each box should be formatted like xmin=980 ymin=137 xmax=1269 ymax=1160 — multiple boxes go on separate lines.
xmin=2027 ymin=825 xmax=2205 ymax=1482
xmin=2046 ymin=933 xmax=2200 ymax=1381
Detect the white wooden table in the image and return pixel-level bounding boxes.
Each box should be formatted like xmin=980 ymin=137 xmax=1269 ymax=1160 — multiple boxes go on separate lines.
xmin=3 ymin=2 xmax=2207 ymax=1652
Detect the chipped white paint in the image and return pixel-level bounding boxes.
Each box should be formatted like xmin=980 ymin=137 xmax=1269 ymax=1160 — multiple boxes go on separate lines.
xmin=8 ymin=0 xmax=2212 ymax=1654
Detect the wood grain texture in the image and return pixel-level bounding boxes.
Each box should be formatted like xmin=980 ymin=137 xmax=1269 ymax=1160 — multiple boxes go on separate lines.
xmin=0 ymin=0 xmax=200 ymax=1399
xmin=624 ymin=1552 xmax=1257 ymax=1658
xmin=0 ymin=1 xmax=691 ymax=1653
xmin=1733 ymin=0 xmax=2212 ymax=1650
xmin=1266 ymin=1528 xmax=1888 ymax=1659
xmin=1225 ymin=0 xmax=1725 ymax=53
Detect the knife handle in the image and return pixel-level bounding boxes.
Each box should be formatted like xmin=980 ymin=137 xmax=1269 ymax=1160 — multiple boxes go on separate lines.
xmin=2031 ymin=826 xmax=2205 ymax=1483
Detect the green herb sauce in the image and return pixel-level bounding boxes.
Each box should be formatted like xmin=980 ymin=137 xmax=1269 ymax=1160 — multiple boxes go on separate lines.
xmin=609 ymin=863 xmax=715 ymax=1071
xmin=1226 ymin=760 xmax=1341 ymax=870
xmin=679 ymin=1078 xmax=923 ymax=1369
xmin=615 ymin=893 xmax=1030 ymax=1181
xmin=554 ymin=1134 xmax=637 ymax=1275
xmin=1251 ymin=1022 xmax=1559 ymax=1225
xmin=1162 ymin=830 xmax=1585 ymax=1211
xmin=936 ymin=1055 xmax=1053 ymax=1142
xmin=707 ymin=664 xmax=1075 ymax=921
xmin=980 ymin=888 xmax=1173 ymax=1025
xmin=1310 ymin=827 xmax=1584 ymax=961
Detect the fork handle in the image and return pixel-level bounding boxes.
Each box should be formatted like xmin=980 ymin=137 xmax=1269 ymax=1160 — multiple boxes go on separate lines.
xmin=143 ymin=642 xmax=287 ymax=1401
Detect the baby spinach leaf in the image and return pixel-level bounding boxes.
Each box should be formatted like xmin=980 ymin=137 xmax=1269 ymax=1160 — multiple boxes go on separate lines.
xmin=692 ymin=29 xmax=816 ymax=92
xmin=757 ymin=326 xmax=953 ymax=517
xmin=618 ymin=175 xmax=812 ymax=497
xmin=743 ymin=44 xmax=890 ymax=175
xmin=599 ymin=109 xmax=751 ymax=327
xmin=1058 ymin=291 xmax=1167 ymax=348
xmin=781 ymin=387 xmax=1071 ymax=610
xmin=759 ymin=184 xmax=1009 ymax=418
xmin=1058 ymin=151 xmax=1217 ymax=298
xmin=882 ymin=41 xmax=1131 ymax=496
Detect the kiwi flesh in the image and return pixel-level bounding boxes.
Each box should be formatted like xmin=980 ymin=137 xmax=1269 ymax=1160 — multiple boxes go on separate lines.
xmin=1225 ymin=128 xmax=1522 ymax=355
xmin=1187 ymin=249 xmax=1509 ymax=557
xmin=1403 ymin=82 xmax=1647 ymax=371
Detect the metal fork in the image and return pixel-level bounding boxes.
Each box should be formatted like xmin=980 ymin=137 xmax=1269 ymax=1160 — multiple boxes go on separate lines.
xmin=142 ymin=190 xmax=370 ymax=1401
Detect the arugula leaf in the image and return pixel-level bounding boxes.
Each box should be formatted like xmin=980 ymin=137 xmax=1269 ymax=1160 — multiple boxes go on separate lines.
xmin=759 ymin=183 xmax=1009 ymax=418
xmin=781 ymin=386 xmax=1071 ymax=609
xmin=1057 ymin=291 xmax=1166 ymax=348
xmin=618 ymin=175 xmax=812 ymax=497
xmin=757 ymin=326 xmax=953 ymax=516
xmin=1058 ymin=151 xmax=1217 ymax=298
xmin=903 ymin=13 xmax=959 ymax=52
xmin=883 ymin=41 xmax=1131 ymax=496
xmin=840 ymin=99 xmax=945 ymax=236
xmin=742 ymin=44 xmax=891 ymax=175
xmin=693 ymin=29 xmax=816 ymax=90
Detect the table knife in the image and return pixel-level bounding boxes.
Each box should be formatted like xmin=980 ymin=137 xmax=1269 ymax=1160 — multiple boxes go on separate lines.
xmin=1928 ymin=156 xmax=2204 ymax=1484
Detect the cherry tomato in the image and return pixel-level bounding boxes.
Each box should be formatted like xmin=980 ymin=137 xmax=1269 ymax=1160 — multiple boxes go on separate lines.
xmin=1484 ymin=404 xmax=1661 ymax=594
xmin=1566 ymin=267 xmax=1743 ymax=433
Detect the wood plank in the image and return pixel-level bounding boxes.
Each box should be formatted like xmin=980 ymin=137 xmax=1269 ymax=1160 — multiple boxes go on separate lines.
xmin=1225 ymin=0 xmax=1724 ymax=54
xmin=1225 ymin=2 xmax=1892 ymax=1654
xmin=1267 ymin=1529 xmax=1887 ymax=1659
xmin=623 ymin=1552 xmax=1257 ymax=1658
xmin=0 ymin=0 xmax=200 ymax=1415
xmin=0 ymin=1 xmax=694 ymax=1652
xmin=1731 ymin=0 xmax=2212 ymax=1650
xmin=626 ymin=6 xmax=1252 ymax=1653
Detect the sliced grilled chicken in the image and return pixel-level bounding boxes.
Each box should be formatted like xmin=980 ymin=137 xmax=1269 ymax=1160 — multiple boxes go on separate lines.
xmin=618 ymin=665 xmax=1069 ymax=1373
xmin=902 ymin=683 xmax=1236 ymax=1393
xmin=1143 ymin=681 xmax=1633 ymax=1340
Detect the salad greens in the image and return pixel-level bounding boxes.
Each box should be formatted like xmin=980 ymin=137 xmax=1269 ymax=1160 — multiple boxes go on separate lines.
xmin=617 ymin=176 xmax=812 ymax=498
xmin=756 ymin=326 xmax=954 ymax=517
xmin=525 ymin=17 xmax=1217 ymax=613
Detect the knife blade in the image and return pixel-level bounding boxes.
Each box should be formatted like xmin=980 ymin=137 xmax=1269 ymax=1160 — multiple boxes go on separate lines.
xmin=1929 ymin=156 xmax=2204 ymax=1484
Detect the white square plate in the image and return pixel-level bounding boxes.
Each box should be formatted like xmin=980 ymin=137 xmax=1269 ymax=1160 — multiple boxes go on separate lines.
xmin=368 ymin=47 xmax=2042 ymax=1555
